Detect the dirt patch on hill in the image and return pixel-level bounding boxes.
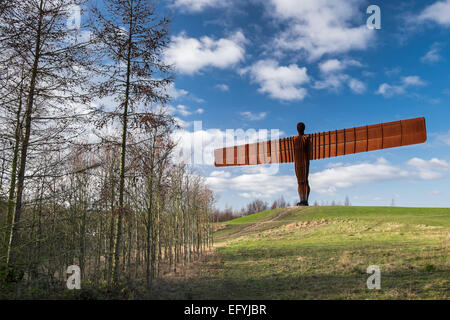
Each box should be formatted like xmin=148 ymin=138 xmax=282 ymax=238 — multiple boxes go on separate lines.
xmin=212 ymin=224 xmax=227 ymax=232
xmin=285 ymin=219 xmax=328 ymax=231
xmin=258 ymin=218 xmax=328 ymax=238
xmin=213 ymin=207 xmax=308 ymax=245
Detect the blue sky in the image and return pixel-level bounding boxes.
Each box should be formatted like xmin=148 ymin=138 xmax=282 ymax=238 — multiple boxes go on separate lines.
xmin=159 ymin=0 xmax=450 ymax=209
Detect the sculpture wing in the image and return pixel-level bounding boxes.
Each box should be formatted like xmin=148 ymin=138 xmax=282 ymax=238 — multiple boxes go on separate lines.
xmin=308 ymin=117 xmax=427 ymax=160
xmin=214 ymin=117 xmax=427 ymax=167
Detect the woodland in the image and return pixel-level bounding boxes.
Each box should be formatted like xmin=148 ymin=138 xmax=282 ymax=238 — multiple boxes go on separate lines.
xmin=0 ymin=0 xmax=215 ymax=297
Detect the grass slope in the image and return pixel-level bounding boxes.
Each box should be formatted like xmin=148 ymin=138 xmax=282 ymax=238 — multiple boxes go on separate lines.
xmin=155 ymin=206 xmax=449 ymax=300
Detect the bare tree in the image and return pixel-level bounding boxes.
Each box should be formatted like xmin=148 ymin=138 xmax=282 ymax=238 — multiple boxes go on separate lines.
xmin=1 ymin=0 xmax=95 ymax=269
xmin=271 ymin=195 xmax=287 ymax=209
xmin=245 ymin=199 xmax=268 ymax=216
xmin=90 ymin=0 xmax=172 ymax=284
xmin=0 ymin=0 xmax=214 ymax=297
xmin=345 ymin=196 xmax=350 ymax=206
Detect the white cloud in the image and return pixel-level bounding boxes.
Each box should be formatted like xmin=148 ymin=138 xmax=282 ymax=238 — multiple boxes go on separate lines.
xmin=215 ymin=84 xmax=230 ymax=91
xmin=376 ymin=75 xmax=426 ymax=97
xmin=436 ymin=131 xmax=450 ymax=145
xmin=407 ymin=157 xmax=450 ymax=170
xmin=376 ymin=83 xmax=405 ymax=97
xmin=310 ymin=158 xmax=409 ymax=194
xmin=421 ymin=44 xmax=442 ymax=64
xmin=315 ymin=59 xmax=365 ymax=94
xmin=173 ymin=117 xmax=192 ymax=128
xmin=210 ymin=170 xmax=231 ymax=178
xmin=173 ymin=104 xmax=191 ymax=116
xmin=206 ymin=157 xmax=449 ymax=198
xmin=163 ymin=104 xmax=204 ymax=125
xmin=314 ymin=73 xmax=366 ymax=94
xmin=242 ymin=59 xmax=309 ymax=101
xmin=172 ymin=0 xmax=231 ymax=13
xmin=162 ymin=83 xmax=205 ymax=104
xmin=418 ymin=0 xmax=450 ymax=26
xmin=266 ymin=0 xmax=374 ymax=60
xmin=165 ymin=104 xmax=197 ymax=117
xmin=406 ymin=157 xmax=450 ymax=179
xmin=240 ymin=111 xmax=267 ymax=121
xmin=313 ymin=75 xmax=346 ymax=91
xmin=318 ymin=59 xmax=362 ymax=73
xmin=402 ymin=76 xmax=426 ymax=86
xmin=206 ymin=167 xmax=296 ymax=198
xmin=348 ymin=78 xmax=366 ymax=94
xmin=164 ymin=31 xmax=246 ymax=74
xmin=310 ymin=157 xmax=449 ymax=194
xmin=166 ymin=83 xmax=188 ymax=100
xmin=319 ymin=59 xmax=344 ymax=73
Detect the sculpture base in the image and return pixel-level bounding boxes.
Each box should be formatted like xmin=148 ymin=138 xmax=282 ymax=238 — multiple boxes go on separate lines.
xmin=296 ymin=201 xmax=309 ymax=207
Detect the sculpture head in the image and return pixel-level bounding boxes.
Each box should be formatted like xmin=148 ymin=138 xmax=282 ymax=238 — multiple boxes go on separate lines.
xmin=297 ymin=122 xmax=305 ymax=136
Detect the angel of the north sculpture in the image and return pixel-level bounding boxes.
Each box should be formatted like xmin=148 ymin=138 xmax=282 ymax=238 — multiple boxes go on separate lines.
xmin=214 ymin=117 xmax=427 ymax=206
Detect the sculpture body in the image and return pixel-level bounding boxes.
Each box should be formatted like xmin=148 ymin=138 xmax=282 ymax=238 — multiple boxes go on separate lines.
xmin=294 ymin=123 xmax=311 ymax=206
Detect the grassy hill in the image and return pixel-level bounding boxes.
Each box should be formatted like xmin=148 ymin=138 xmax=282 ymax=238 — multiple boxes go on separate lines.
xmin=153 ymin=206 xmax=449 ymax=299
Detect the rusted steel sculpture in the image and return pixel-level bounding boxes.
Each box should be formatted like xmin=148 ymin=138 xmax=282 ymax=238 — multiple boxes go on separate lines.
xmin=214 ymin=117 xmax=427 ymax=206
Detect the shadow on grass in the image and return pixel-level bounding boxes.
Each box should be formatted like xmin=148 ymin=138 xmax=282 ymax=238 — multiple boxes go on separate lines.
xmin=146 ymin=268 xmax=449 ymax=300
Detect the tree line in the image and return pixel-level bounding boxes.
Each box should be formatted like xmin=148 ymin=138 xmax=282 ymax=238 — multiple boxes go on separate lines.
xmin=211 ymin=196 xmax=290 ymax=222
xmin=0 ymin=0 xmax=214 ymax=294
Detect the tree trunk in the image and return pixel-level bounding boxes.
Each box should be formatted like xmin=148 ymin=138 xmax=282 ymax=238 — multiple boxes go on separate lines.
xmin=3 ymin=68 xmax=24 ymax=258
xmin=112 ymin=12 xmax=133 ymax=285
xmin=6 ymin=0 xmax=44 ymax=267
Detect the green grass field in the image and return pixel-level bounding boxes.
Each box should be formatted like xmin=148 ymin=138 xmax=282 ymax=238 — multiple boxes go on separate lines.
xmin=153 ymin=206 xmax=449 ymax=300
